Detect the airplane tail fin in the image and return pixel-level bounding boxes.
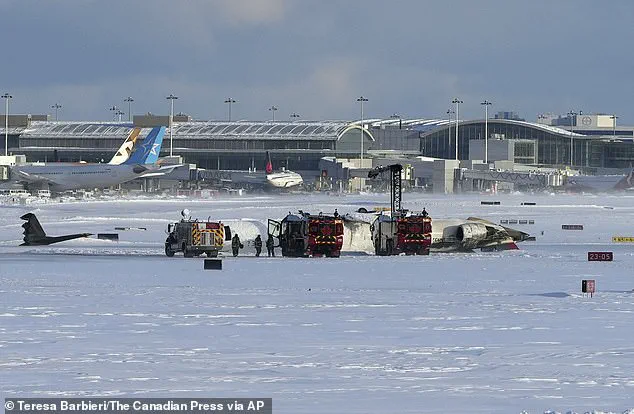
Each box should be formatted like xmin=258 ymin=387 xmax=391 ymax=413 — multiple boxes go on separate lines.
xmin=20 ymin=213 xmax=46 ymax=245
xmin=109 ymin=128 xmax=142 ymax=165
xmin=265 ymin=151 xmax=273 ymax=174
xmin=124 ymin=126 xmax=166 ymax=165
xmin=614 ymin=169 xmax=634 ymax=190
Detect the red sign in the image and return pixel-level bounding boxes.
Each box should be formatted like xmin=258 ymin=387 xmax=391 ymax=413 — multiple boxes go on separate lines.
xmin=588 ymin=252 xmax=613 ymax=261
xmin=582 ymin=279 xmax=596 ymax=296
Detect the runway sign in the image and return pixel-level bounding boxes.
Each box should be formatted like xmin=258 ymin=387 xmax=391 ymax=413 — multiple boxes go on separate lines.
xmin=500 ymin=219 xmax=535 ymax=225
xmin=97 ymin=233 xmax=119 ymax=241
xmin=562 ymin=224 xmax=584 ymax=230
xmin=588 ymin=252 xmax=613 ymax=261
xmin=481 ymin=201 xmax=500 ymax=205
xmin=521 ymin=202 xmax=536 ymax=206
xmin=204 ymin=259 xmax=222 ymax=270
xmin=612 ymin=236 xmax=634 ymax=243
xmin=582 ymin=279 xmax=596 ymax=297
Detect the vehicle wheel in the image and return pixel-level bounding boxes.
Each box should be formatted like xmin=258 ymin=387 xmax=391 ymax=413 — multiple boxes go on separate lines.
xmin=165 ymin=243 xmax=175 ymax=257
xmin=358 ymin=207 xmax=368 ymax=213
xmin=206 ymin=251 xmax=218 ymax=258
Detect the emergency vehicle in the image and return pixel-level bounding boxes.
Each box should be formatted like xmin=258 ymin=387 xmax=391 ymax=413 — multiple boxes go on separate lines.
xmin=165 ymin=210 xmax=231 ymax=257
xmin=268 ymin=212 xmax=344 ymax=257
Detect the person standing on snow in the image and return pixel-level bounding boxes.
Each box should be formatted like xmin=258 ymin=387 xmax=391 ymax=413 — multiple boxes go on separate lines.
xmin=254 ymin=235 xmax=263 ymax=257
xmin=231 ymin=234 xmax=242 ymax=257
xmin=266 ymin=234 xmax=275 ymax=257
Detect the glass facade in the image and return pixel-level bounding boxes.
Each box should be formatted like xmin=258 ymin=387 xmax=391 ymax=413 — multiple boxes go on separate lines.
xmin=420 ymin=120 xmax=634 ymax=168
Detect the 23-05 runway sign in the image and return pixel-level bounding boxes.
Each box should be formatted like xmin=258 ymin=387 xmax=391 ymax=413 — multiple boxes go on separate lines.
xmin=588 ymin=252 xmax=613 ymax=261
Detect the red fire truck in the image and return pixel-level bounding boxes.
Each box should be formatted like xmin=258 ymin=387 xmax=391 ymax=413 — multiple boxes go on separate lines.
xmin=268 ymin=212 xmax=344 ymax=257
xmin=368 ymin=164 xmax=432 ymax=256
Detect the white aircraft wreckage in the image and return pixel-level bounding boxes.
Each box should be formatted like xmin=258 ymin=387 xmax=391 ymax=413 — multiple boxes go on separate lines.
xmin=342 ymin=211 xmax=532 ymax=253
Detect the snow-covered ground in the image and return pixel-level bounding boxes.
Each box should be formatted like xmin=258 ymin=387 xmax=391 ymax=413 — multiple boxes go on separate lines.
xmin=1 ymin=192 xmax=634 ymax=413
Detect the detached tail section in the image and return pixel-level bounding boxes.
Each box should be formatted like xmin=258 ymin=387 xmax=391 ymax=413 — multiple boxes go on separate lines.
xmin=265 ymin=151 xmax=273 ymax=174
xmin=20 ymin=213 xmax=46 ymax=245
xmin=20 ymin=213 xmax=92 ymax=246
xmin=124 ymin=126 xmax=166 ymax=165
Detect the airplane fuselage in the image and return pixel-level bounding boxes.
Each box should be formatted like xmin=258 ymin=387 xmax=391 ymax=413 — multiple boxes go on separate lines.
xmin=11 ymin=163 xmax=154 ymax=192
xmin=266 ymin=171 xmax=303 ymax=188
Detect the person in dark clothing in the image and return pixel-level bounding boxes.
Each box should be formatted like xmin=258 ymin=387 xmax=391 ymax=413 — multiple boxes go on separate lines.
xmin=333 ymin=208 xmax=339 ymax=218
xmin=422 ymin=208 xmax=428 ymax=217
xmin=254 ymin=235 xmax=263 ymax=257
xmin=231 ymin=234 xmax=242 ymax=257
xmin=266 ymin=234 xmax=275 ymax=257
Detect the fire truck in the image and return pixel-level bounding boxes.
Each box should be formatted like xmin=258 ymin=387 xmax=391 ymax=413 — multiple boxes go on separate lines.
xmin=368 ymin=164 xmax=432 ymax=256
xmin=165 ymin=209 xmax=231 ymax=258
xmin=268 ymin=212 xmax=344 ymax=257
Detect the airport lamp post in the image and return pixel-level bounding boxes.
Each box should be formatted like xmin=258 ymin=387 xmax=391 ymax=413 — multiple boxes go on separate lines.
xmin=109 ymin=105 xmax=118 ymax=121
xmin=567 ymin=110 xmax=576 ymax=166
xmin=611 ymin=114 xmax=618 ymax=137
xmin=452 ymin=98 xmax=463 ymax=160
xmin=390 ymin=113 xmax=402 ymax=129
xmin=357 ymin=96 xmax=368 ymax=166
xmin=446 ymin=108 xmax=454 ymax=158
xmin=116 ymin=110 xmax=125 ymax=122
xmin=224 ymin=98 xmax=236 ymax=121
xmin=2 ymin=93 xmax=12 ymax=156
xmin=51 ymin=103 xmax=62 ymax=122
xmin=480 ymin=100 xmax=492 ymax=164
xmin=357 ymin=96 xmax=368 ymax=192
xmin=124 ymin=97 xmax=134 ymax=122
xmin=166 ymin=94 xmax=178 ymax=157
xmin=269 ymin=105 xmax=278 ymax=122
xmin=290 ymin=112 xmax=300 ymax=120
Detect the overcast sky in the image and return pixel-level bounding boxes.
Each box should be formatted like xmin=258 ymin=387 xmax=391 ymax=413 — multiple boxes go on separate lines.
xmin=1 ymin=0 xmax=633 ymax=123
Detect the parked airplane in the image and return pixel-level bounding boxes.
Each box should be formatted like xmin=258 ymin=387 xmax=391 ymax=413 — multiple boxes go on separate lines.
xmin=8 ymin=126 xmax=166 ymax=192
xmin=108 ymin=127 xmax=143 ymax=165
xmin=197 ymin=151 xmax=303 ymax=189
xmin=564 ymin=169 xmax=634 ymax=192
xmin=20 ymin=213 xmax=91 ymax=245
xmin=344 ymin=212 xmax=531 ymax=253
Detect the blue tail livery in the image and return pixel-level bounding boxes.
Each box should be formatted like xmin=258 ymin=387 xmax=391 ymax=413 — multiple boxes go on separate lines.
xmin=124 ymin=126 xmax=166 ymax=165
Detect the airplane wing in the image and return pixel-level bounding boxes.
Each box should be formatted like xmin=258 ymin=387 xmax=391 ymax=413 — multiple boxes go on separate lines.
xmin=11 ymin=169 xmax=57 ymax=185
xmin=138 ymin=164 xmax=183 ymax=178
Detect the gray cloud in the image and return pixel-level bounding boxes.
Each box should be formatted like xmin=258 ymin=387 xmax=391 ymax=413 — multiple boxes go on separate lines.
xmin=1 ymin=0 xmax=632 ymax=123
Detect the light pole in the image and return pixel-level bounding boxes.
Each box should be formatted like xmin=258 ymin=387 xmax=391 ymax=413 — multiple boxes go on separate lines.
xmin=480 ymin=100 xmax=492 ymax=163
xmin=290 ymin=112 xmax=300 ymax=120
xmin=390 ymin=113 xmax=402 ymax=129
xmin=452 ymin=98 xmax=463 ymax=160
xmin=2 ymin=93 xmax=12 ymax=156
xmin=268 ymin=105 xmax=278 ymax=121
xmin=124 ymin=97 xmax=134 ymax=122
xmin=116 ymin=110 xmax=125 ymax=122
xmin=109 ymin=105 xmax=118 ymax=121
xmin=51 ymin=103 xmax=62 ymax=122
xmin=224 ymin=98 xmax=236 ymax=121
xmin=610 ymin=114 xmax=618 ymax=137
xmin=567 ymin=110 xmax=577 ymax=166
xmin=166 ymin=94 xmax=178 ymax=157
xmin=357 ymin=96 xmax=368 ymax=168
xmin=446 ymin=108 xmax=454 ymax=158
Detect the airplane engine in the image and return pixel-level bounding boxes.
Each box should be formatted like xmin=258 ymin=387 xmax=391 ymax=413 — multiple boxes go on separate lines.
xmin=456 ymin=223 xmax=489 ymax=249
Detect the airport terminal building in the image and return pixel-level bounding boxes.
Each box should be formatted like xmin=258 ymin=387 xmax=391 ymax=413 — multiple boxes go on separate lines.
xmin=2 ymin=112 xmax=633 ymax=181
